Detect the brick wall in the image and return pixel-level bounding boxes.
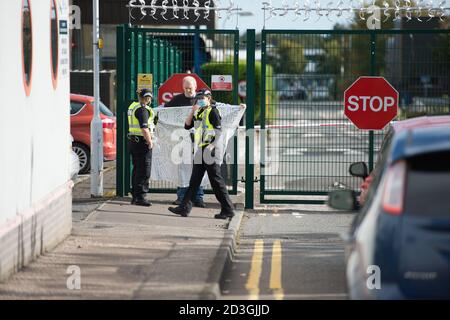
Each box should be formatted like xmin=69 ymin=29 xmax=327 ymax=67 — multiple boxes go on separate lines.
xmin=0 ymin=182 xmax=73 ymax=282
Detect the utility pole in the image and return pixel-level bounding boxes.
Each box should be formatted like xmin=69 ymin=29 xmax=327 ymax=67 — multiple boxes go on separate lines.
xmin=90 ymin=0 xmax=103 ymax=197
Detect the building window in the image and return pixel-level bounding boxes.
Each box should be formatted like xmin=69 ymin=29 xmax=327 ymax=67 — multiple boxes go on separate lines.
xmin=22 ymin=0 xmax=33 ymax=96
xmin=50 ymin=0 xmax=58 ymax=89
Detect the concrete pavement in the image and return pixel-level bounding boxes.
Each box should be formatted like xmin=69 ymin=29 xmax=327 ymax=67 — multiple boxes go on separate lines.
xmin=0 ymin=164 xmax=244 ymax=299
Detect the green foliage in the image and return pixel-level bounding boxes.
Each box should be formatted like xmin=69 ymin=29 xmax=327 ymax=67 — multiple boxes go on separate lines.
xmin=317 ymin=0 xmax=398 ymax=98
xmin=201 ymin=61 xmax=277 ymax=124
xmin=266 ymin=39 xmax=307 ymax=74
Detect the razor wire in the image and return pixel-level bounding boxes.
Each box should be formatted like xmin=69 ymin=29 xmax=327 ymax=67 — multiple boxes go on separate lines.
xmin=127 ymin=0 xmax=448 ymax=23
xmin=261 ymin=0 xmax=448 ymax=22
xmin=127 ymin=0 xmax=241 ymax=22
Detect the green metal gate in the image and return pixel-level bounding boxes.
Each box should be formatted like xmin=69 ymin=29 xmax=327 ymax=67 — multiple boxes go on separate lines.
xmin=116 ymin=25 xmax=240 ymax=197
xmin=259 ymin=29 xmax=450 ymax=204
xmin=115 ymin=26 xmax=449 ymax=206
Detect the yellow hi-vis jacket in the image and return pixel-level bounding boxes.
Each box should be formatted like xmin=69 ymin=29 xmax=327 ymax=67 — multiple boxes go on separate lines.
xmin=127 ymin=102 xmax=155 ymax=136
xmin=193 ymin=106 xmax=220 ymax=147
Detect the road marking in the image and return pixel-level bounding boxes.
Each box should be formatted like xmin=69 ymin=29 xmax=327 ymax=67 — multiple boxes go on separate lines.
xmin=272 ymin=213 xmax=280 ymax=217
xmin=245 ymin=240 xmax=264 ymax=300
xmin=292 ymin=212 xmax=304 ymax=218
xmin=326 ymin=148 xmax=350 ymax=153
xmin=283 ymin=148 xmax=308 ymax=156
xmin=303 ymin=133 xmax=323 ymax=138
xmin=258 ymin=213 xmax=267 ymax=216
xmin=270 ymin=240 xmax=284 ymax=300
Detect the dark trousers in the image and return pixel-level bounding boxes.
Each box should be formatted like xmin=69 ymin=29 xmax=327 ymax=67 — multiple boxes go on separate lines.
xmin=129 ymin=139 xmax=152 ymax=200
xmin=181 ymin=148 xmax=234 ymax=214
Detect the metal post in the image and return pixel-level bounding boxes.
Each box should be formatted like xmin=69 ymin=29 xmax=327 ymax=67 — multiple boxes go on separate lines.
xmin=369 ymin=32 xmax=376 ymax=172
xmin=116 ymin=25 xmax=125 ymax=197
xmin=194 ymin=25 xmax=200 ymax=74
xmin=245 ymin=29 xmax=256 ymax=210
xmin=90 ymin=0 xmax=103 ymax=197
xmin=232 ymin=30 xmax=239 ymax=194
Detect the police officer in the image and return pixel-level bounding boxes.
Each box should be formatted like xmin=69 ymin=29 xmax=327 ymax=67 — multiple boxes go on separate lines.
xmin=128 ymin=89 xmax=155 ymax=207
xmin=168 ymin=89 xmax=235 ymax=219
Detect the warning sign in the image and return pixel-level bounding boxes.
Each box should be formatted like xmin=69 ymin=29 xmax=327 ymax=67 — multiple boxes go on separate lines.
xmin=211 ymin=75 xmax=232 ymax=91
xmin=137 ymin=74 xmax=153 ymax=91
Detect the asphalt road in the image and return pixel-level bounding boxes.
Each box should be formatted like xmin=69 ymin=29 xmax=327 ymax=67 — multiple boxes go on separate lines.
xmin=220 ymin=210 xmax=354 ymax=300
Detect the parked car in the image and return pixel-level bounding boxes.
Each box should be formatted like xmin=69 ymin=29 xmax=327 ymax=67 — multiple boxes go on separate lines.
xmin=70 ymin=134 xmax=80 ymax=181
xmin=310 ymin=85 xmax=330 ymax=100
xmin=279 ymin=83 xmax=307 ymax=100
xmin=70 ymin=94 xmax=116 ymax=174
xmin=329 ymin=115 xmax=450 ymax=299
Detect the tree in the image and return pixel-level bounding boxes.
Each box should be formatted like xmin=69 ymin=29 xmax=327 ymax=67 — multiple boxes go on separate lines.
xmin=266 ymin=39 xmax=306 ymax=74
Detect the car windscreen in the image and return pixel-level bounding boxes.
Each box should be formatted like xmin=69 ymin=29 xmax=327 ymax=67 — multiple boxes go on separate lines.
xmin=99 ymin=101 xmax=114 ymax=117
xmin=70 ymin=101 xmax=85 ymax=115
xmin=89 ymin=100 xmax=114 ymax=117
xmin=404 ymin=151 xmax=450 ymax=217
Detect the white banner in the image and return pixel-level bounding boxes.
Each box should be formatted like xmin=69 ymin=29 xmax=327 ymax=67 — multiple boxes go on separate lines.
xmin=151 ymin=104 xmax=246 ymax=187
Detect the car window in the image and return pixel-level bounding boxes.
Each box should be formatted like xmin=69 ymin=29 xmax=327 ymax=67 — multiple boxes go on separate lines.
xmin=368 ymin=128 xmax=394 ymax=192
xmin=350 ymin=128 xmax=395 ymax=233
xmin=404 ymin=151 xmax=450 ymax=217
xmin=374 ymin=128 xmax=394 ymax=172
xmin=100 ymin=101 xmax=114 ymax=117
xmin=70 ymin=101 xmax=85 ymax=115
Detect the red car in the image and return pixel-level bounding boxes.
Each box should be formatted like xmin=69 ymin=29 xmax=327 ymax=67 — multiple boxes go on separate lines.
xmin=70 ymin=94 xmax=117 ymax=174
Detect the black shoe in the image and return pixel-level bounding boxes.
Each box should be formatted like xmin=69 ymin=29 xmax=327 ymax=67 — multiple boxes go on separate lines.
xmin=134 ymin=198 xmax=152 ymax=207
xmin=131 ymin=198 xmax=136 ymax=205
xmin=214 ymin=212 xmax=234 ymax=220
xmin=169 ymin=206 xmax=190 ymax=217
xmin=193 ymin=200 xmax=206 ymax=208
xmin=172 ymin=199 xmax=181 ymax=205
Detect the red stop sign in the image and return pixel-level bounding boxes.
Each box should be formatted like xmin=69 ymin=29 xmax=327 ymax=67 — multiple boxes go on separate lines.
xmin=158 ymin=73 xmax=210 ymax=105
xmin=344 ymin=77 xmax=399 ymax=130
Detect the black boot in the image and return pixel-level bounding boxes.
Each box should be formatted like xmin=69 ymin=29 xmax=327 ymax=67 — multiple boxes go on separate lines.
xmin=214 ymin=211 xmax=234 ymax=219
xmin=193 ymin=199 xmax=206 ymax=208
xmin=168 ymin=206 xmax=191 ymax=217
xmin=134 ymin=198 xmax=152 ymax=207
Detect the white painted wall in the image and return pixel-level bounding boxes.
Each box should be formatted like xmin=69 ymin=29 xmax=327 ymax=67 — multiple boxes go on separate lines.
xmin=0 ymin=0 xmax=70 ymax=225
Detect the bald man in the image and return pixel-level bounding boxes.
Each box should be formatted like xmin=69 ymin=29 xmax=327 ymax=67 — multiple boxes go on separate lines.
xmin=164 ymin=76 xmax=206 ymax=207
xmin=164 ymin=76 xmax=197 ymax=108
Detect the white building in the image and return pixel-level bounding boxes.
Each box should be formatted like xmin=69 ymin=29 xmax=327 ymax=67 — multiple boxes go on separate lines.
xmin=0 ymin=0 xmax=72 ymax=281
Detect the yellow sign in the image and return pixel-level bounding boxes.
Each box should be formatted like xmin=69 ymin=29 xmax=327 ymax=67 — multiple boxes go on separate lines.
xmin=137 ymin=73 xmax=153 ymax=91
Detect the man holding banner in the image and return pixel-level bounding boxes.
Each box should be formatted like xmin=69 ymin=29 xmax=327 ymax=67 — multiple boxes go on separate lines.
xmin=164 ymin=75 xmax=206 ymax=208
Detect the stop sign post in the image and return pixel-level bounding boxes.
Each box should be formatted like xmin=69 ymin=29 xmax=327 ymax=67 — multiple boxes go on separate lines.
xmin=344 ymin=77 xmax=399 ymax=130
xmin=158 ymin=73 xmax=210 ymax=105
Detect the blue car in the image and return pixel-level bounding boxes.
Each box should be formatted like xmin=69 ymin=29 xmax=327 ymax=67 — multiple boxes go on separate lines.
xmin=329 ymin=115 xmax=450 ymax=299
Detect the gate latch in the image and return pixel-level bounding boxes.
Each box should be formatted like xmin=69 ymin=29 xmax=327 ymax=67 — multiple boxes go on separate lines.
xmin=240 ymin=176 xmax=259 ymax=183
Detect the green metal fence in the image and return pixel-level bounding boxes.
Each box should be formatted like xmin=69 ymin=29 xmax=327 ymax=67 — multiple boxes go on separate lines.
xmin=259 ymin=29 xmax=450 ymax=204
xmin=116 ymin=25 xmax=240 ymax=197
xmin=116 ymin=26 xmax=449 ymax=206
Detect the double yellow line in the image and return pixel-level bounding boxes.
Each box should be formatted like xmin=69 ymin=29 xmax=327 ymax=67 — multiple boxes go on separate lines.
xmin=245 ymin=240 xmax=284 ymax=300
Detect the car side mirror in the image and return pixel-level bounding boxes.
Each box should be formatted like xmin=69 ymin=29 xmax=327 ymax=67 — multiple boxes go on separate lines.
xmin=349 ymin=162 xmax=369 ymax=179
xmin=328 ymin=189 xmax=358 ymax=211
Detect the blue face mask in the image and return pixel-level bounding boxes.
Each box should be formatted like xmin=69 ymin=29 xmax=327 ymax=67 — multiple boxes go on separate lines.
xmin=197 ymin=99 xmax=208 ymax=107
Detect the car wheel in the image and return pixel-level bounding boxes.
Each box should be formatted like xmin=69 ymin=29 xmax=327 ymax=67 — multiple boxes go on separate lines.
xmin=72 ymin=142 xmax=90 ymax=174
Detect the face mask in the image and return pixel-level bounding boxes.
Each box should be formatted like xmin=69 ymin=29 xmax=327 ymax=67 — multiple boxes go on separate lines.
xmin=197 ymin=99 xmax=208 ymax=107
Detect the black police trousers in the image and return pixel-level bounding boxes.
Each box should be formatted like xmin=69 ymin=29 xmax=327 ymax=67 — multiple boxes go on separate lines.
xmin=129 ymin=138 xmax=152 ymax=200
xmin=181 ymin=147 xmax=234 ymax=214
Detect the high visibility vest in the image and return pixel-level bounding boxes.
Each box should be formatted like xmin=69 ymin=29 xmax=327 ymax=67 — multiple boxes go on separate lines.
xmin=127 ymin=102 xmax=155 ymax=136
xmin=193 ymin=106 xmax=219 ymax=147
